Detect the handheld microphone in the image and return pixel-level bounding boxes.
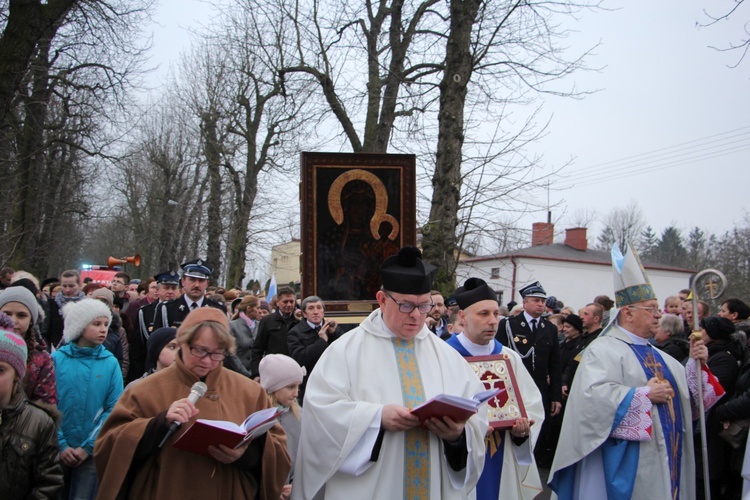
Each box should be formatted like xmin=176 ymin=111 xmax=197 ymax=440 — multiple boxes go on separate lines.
xmin=158 ymin=381 xmax=207 ymax=448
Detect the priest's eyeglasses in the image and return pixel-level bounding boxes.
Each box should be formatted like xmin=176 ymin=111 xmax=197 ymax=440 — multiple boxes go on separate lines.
xmin=188 ymin=345 xmax=227 ymax=361
xmin=383 ymin=289 xmax=435 ymax=314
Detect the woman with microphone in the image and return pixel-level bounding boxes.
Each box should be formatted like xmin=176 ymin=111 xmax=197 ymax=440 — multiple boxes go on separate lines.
xmin=94 ymin=308 xmax=290 ymax=499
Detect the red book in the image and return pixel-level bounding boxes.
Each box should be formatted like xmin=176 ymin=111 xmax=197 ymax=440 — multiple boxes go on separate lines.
xmin=410 ymin=388 xmax=502 ymax=424
xmin=172 ymin=407 xmax=282 ymax=457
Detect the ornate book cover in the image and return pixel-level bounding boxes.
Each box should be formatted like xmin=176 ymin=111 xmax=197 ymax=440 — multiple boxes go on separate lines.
xmin=465 ymin=354 xmax=528 ymax=429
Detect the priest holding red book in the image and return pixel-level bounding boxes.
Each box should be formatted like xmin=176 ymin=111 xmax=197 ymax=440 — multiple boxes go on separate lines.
xmin=293 ymin=247 xmax=489 ymax=499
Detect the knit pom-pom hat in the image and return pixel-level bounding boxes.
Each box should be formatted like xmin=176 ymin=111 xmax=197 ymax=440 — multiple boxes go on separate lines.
xmin=62 ymin=298 xmax=112 ymax=343
xmin=0 ymin=312 xmax=28 ymax=379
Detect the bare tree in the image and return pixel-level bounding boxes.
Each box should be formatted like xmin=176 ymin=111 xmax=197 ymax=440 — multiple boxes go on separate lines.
xmin=108 ymin=96 xmax=208 ymax=278
xmin=179 ymin=0 xmax=314 ymax=287
xmin=422 ymin=0 xmax=596 ymax=289
xmin=701 ymin=1 xmax=749 ymax=68
xmin=1 ymin=0 xmax=151 ymax=276
xmin=596 ymin=201 xmax=645 ymax=251
xmin=279 ymin=0 xmax=443 ymax=153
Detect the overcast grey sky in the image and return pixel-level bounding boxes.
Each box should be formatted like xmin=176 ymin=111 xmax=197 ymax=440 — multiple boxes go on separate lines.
xmin=146 ymin=0 xmax=749 ymax=245
xmin=525 ymin=0 xmax=749 ymax=240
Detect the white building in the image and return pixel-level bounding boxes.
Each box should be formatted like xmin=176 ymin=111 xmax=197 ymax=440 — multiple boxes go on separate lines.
xmin=456 ymin=224 xmax=694 ymax=310
xmin=270 ymin=239 xmax=301 ymax=286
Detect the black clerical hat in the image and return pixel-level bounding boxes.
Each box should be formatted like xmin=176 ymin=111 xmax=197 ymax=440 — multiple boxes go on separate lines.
xmin=380 ymin=247 xmax=436 ymax=295
xmin=455 ymin=278 xmax=497 ymax=310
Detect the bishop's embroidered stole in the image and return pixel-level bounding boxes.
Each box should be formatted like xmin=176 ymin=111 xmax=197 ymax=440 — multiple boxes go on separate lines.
xmin=628 ymin=344 xmax=683 ymax=499
xmin=392 ymin=338 xmax=430 ymax=499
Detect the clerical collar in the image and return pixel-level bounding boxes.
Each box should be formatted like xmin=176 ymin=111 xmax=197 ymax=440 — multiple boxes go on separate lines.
xmin=377 ymin=314 xmax=405 ymax=339
xmin=616 ymin=322 xmax=651 ymax=345
xmin=456 ymin=333 xmax=494 ymax=356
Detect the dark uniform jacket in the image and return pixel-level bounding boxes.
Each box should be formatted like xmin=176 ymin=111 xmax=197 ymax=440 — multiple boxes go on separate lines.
xmin=249 ymin=311 xmax=299 ymax=378
xmin=127 ymin=300 xmax=161 ymax=383
xmin=496 ymin=313 xmax=562 ymax=408
xmin=152 ymin=295 xmax=226 ymax=330
xmin=151 ymin=296 xmax=250 ymax=378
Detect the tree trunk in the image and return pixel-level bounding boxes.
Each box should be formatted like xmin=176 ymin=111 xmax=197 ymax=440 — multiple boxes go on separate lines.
xmin=8 ymin=32 xmax=55 ymax=270
xmin=0 ymin=0 xmax=76 ymax=123
xmin=201 ymin=111 xmax=223 ymax=284
xmin=421 ymin=0 xmax=481 ymax=292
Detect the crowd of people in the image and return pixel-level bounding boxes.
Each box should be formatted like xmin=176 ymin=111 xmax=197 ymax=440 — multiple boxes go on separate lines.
xmin=1 ymin=242 xmax=750 ymax=499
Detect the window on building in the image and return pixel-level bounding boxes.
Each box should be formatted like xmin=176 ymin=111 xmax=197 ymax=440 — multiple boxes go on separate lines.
xmin=490 ymin=267 xmax=499 ymax=279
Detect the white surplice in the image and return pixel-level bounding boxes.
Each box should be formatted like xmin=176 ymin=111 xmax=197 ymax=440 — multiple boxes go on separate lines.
xmin=549 ymin=324 xmax=696 ymax=499
xmin=451 ymin=333 xmax=546 ymax=500
xmin=292 ymin=310 xmax=488 ymax=500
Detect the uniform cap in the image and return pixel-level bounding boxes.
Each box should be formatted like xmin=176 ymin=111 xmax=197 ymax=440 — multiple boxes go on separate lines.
xmin=155 ymin=270 xmax=181 ymax=285
xmin=519 ymin=281 xmax=547 ymax=299
xmin=181 ymin=259 xmax=212 ymax=280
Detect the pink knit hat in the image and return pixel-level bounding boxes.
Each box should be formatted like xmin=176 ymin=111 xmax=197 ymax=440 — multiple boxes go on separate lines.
xmin=0 ymin=312 xmax=27 ymax=379
xmin=259 ymin=354 xmax=306 ymax=393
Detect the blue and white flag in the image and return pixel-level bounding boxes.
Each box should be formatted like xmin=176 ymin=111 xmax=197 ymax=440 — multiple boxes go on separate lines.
xmin=267 ymin=274 xmax=277 ymax=300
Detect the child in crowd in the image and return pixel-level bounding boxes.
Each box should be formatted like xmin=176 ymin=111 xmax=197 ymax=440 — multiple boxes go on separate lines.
xmin=259 ymin=354 xmax=306 ymax=500
xmin=53 ymin=299 xmax=123 ymax=499
xmin=126 ymin=327 xmax=178 ymax=389
xmin=548 ymin=313 xmax=564 ymax=342
xmin=0 ymin=313 xmax=63 ymax=499
xmin=664 ymin=295 xmax=682 ymax=315
xmin=446 ymin=310 xmax=465 ymax=336
xmin=0 ymin=285 xmax=57 ymax=404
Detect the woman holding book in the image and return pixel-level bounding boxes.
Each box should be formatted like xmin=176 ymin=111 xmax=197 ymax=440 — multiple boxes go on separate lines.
xmin=94 ymin=307 xmax=290 ymax=500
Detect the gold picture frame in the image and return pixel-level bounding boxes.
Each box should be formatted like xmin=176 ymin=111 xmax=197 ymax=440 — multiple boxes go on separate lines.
xmin=466 ymin=354 xmax=528 ymax=429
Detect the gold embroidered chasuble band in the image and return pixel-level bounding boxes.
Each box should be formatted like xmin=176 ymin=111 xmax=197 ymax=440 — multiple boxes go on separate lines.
xmin=392 ymin=337 xmax=430 ymax=499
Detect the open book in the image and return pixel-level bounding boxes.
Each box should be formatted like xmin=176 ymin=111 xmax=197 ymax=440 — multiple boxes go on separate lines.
xmin=172 ymin=406 xmax=282 ymax=457
xmin=410 ymin=388 xmax=502 ymax=424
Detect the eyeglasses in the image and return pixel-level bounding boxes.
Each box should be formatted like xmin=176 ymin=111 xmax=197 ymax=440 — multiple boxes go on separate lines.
xmin=383 ymin=290 xmax=434 ymax=314
xmin=188 ymin=345 xmax=226 ymax=361
xmin=628 ymin=305 xmax=662 ymax=315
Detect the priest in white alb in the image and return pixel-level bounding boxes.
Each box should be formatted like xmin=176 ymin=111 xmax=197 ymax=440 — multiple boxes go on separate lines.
xmin=549 ymin=243 xmax=725 ymax=499
xmin=446 ymin=277 xmax=545 ymax=500
xmin=292 ymin=247 xmax=488 ymax=500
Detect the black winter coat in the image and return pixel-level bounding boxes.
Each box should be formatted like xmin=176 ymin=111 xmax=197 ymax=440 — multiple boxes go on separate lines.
xmin=249 ymin=311 xmax=299 ymax=377
xmin=696 ymin=335 xmax=743 ymax=481
xmin=657 ymin=337 xmax=690 ymax=364
xmin=287 ymin=321 xmax=344 ymax=402
xmin=0 ymin=389 xmax=62 ymax=499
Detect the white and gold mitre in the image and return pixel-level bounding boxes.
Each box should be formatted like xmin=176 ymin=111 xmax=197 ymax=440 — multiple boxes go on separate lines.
xmin=611 ymin=242 xmax=656 ymax=307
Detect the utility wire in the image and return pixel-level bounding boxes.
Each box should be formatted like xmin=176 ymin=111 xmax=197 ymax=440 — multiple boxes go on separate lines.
xmin=552 ymin=125 xmax=750 ymax=190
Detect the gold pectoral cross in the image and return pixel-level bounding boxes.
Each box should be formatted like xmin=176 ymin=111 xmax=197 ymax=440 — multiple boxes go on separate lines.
xmin=644 ymin=352 xmax=665 ymax=381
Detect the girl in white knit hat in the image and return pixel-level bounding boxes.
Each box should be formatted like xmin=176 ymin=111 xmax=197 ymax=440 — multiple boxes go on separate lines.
xmin=259 ymin=354 xmax=306 ymax=500
xmin=52 ymin=299 xmax=123 ymax=499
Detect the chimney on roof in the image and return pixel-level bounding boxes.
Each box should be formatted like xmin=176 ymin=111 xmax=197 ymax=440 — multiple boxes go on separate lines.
xmin=532 ymin=222 xmax=554 ymax=246
xmin=565 ymin=227 xmax=587 ymax=251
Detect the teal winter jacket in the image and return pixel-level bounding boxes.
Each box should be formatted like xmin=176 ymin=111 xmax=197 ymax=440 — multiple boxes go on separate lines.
xmin=52 ymin=342 xmax=123 ymax=455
